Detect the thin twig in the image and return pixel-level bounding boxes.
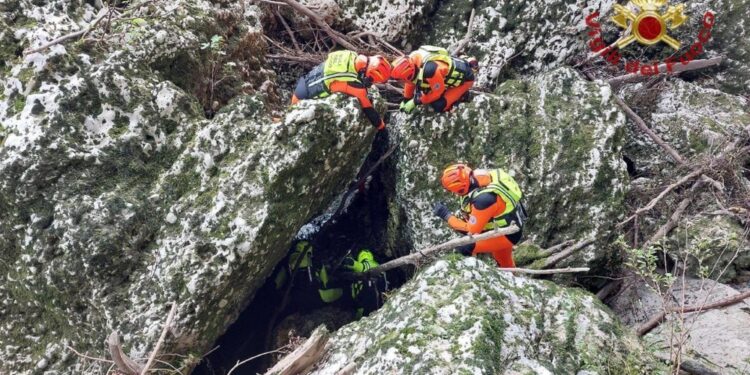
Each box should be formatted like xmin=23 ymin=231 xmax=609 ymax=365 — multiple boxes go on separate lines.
xmin=227 ymin=346 xmax=289 ymax=375
xmin=542 ymin=238 xmax=595 ymax=268
xmin=140 ymin=302 xmax=178 ymax=375
xmin=279 ymin=0 xmax=358 ymax=50
xmin=25 ymin=8 xmax=109 ymax=54
xmin=67 ymin=345 xmax=115 ymax=364
xmin=275 ymin=11 xmax=301 ymax=53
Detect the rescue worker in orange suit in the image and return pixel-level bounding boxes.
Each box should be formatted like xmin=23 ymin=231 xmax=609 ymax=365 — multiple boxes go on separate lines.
xmin=432 ymin=164 xmax=527 ymax=268
xmin=390 ymin=45 xmax=477 ymax=113
xmin=291 ymin=50 xmax=391 ymax=130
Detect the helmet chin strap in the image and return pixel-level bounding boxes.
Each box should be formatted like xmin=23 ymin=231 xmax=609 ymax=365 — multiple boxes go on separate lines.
xmin=359 ymin=56 xmax=373 ymax=87
xmin=469 ymin=174 xmax=478 ymax=191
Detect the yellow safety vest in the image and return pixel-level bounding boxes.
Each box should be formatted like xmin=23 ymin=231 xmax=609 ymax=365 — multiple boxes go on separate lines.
xmin=460 ymin=169 xmax=524 ymax=230
xmin=414 ymin=45 xmax=467 ymax=89
xmin=309 ymin=50 xmax=362 ymax=97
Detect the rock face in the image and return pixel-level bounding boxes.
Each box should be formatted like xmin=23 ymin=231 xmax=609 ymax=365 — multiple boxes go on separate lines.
xmin=611 ymin=278 xmax=750 ymax=373
xmin=311 ymin=256 xmax=662 ymax=374
xmin=0 ymin=1 xmax=379 ymax=372
xmin=387 ymin=67 xmax=628 ymax=270
xmin=623 ymin=80 xmax=750 ymax=177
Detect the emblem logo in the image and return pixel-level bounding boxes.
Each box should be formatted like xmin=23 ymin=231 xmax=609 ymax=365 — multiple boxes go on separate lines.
xmin=611 ymin=0 xmax=687 ymax=50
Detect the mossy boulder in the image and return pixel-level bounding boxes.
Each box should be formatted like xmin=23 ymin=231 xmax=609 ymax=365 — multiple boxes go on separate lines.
xmin=0 ymin=1 xmax=378 ymax=372
xmin=388 ymin=67 xmax=628 ymax=272
xmin=311 ymin=256 xmax=663 ymax=374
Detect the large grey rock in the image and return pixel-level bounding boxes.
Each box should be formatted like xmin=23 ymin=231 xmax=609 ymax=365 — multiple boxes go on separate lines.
xmin=311 ymin=256 xmax=663 ymax=374
xmin=611 ymin=278 xmax=750 ymax=373
xmin=0 ymin=1 xmax=378 ymax=373
xmin=623 ymin=79 xmax=750 ymax=177
xmin=387 ymin=67 xmax=628 ymax=271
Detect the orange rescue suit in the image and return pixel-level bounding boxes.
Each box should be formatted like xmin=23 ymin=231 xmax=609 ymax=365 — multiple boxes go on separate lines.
xmin=403 ymin=60 xmax=474 ymax=112
xmin=446 ymin=170 xmax=516 ymax=268
xmin=292 ymin=81 xmax=384 ymax=130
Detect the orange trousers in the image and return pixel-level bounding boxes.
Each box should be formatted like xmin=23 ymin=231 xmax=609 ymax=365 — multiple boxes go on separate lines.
xmin=431 ymin=81 xmax=473 ymax=112
xmin=472 ymin=235 xmax=515 ymax=268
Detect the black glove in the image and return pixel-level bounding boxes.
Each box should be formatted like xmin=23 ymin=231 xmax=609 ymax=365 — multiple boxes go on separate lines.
xmin=432 ymin=202 xmax=451 ymax=221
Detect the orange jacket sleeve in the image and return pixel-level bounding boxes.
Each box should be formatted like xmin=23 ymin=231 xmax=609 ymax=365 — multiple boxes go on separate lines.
xmin=415 ymin=61 xmax=447 ymax=105
xmin=329 ymin=81 xmax=384 ymax=129
xmin=446 ymin=194 xmax=506 ymax=234
xmin=403 ymin=81 xmax=416 ymax=100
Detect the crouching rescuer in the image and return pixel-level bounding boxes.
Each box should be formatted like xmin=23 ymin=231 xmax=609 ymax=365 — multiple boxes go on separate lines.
xmin=390 ymin=45 xmax=478 ymax=113
xmin=291 ymin=50 xmax=392 ymax=130
xmin=433 ymin=164 xmax=527 ymax=267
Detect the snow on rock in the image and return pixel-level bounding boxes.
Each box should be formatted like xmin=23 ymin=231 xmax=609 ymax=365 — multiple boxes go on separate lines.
xmin=311 ymin=256 xmax=663 ymax=374
xmin=387 ymin=68 xmax=628 ymax=273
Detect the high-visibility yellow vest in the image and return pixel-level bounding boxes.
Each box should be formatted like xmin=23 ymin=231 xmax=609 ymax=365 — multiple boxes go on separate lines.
xmin=309 ymin=50 xmax=362 ymax=97
xmin=414 ymin=45 xmax=467 ymax=89
xmin=460 ymin=169 xmax=524 ymax=230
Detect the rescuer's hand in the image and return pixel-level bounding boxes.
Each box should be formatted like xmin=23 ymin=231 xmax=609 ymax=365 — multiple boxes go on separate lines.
xmin=399 ymin=99 xmax=416 ymax=113
xmin=432 ymin=202 xmax=451 ymax=221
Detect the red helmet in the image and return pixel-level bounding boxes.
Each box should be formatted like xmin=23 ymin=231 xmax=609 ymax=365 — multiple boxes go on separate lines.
xmin=441 ymin=163 xmax=473 ymax=195
xmin=365 ymin=55 xmax=391 ymax=84
xmin=391 ymin=56 xmax=416 ymax=81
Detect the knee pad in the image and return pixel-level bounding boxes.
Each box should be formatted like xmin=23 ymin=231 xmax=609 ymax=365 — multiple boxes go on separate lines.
xmin=431 ymin=97 xmax=448 ymax=112
xmin=456 ymin=243 xmax=474 ymax=256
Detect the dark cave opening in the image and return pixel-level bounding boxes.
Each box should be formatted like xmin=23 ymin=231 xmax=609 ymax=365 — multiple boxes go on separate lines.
xmin=192 ymin=136 xmax=408 ymax=375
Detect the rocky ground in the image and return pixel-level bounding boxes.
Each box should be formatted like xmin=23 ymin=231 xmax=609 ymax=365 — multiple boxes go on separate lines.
xmin=1 ymin=0 xmax=748 ymax=374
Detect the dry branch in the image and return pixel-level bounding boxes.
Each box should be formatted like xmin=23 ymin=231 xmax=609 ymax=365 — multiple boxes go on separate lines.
xmin=346 ymin=225 xmax=520 ymax=279
xmin=608 ymin=57 xmax=723 ymax=86
xmin=613 ymin=94 xmax=686 ymax=165
xmin=279 ymin=0 xmax=357 ymax=50
xmin=25 ymin=8 xmax=109 ymax=55
xmin=264 ymin=327 xmax=329 ymax=375
xmin=450 ymin=8 xmax=476 ymax=55
xmin=654 ymin=353 xmax=721 ymax=375
xmin=619 ymin=167 xmax=705 ymax=227
xmin=275 ymin=11 xmax=301 ymax=53
xmin=266 ymin=53 xmax=324 ymax=67
xmin=542 ymin=238 xmax=595 ymax=268
xmin=140 ymin=302 xmax=177 ymax=375
xmin=497 ymin=267 xmax=590 ymax=274
xmin=538 ymin=240 xmax=575 ymax=258
xmin=642 ymin=180 xmax=705 ymax=249
xmin=636 ymin=288 xmax=750 ymax=336
xmin=228 ymin=346 xmax=290 ymax=375
xmin=107 ymin=332 xmax=143 ymax=374
xmin=336 ymin=363 xmax=357 ymax=375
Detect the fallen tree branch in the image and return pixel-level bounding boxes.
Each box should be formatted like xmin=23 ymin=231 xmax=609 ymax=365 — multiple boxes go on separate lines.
xmin=264 ymin=327 xmax=329 ymax=375
xmin=537 ymin=240 xmax=575 ymax=258
xmin=140 ymin=302 xmax=178 ymax=375
xmin=636 ymin=288 xmax=750 ymax=336
xmin=275 ymin=11 xmax=301 ymax=53
xmin=279 ymin=0 xmax=357 ymax=50
xmin=346 ymin=225 xmax=520 ymax=279
xmin=612 ymin=94 xmax=686 ymax=165
xmin=653 ymin=353 xmax=720 ymax=375
xmin=25 ymin=8 xmax=110 ymax=55
xmin=497 ymin=267 xmax=590 ymax=274
xmin=349 ymin=31 xmax=403 ymax=56
xmin=266 ymin=53 xmax=323 ymax=67
xmin=228 ymin=346 xmax=290 ymax=375
xmin=107 ymin=332 xmax=143 ymax=374
xmin=608 ymin=57 xmax=723 ymax=86
xmin=542 ymin=238 xmax=595 ymax=268
xmin=642 ymin=180 xmax=705 ymax=249
xmin=450 ymin=8 xmax=475 ymax=55
xmin=619 ymin=167 xmax=705 ymax=227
